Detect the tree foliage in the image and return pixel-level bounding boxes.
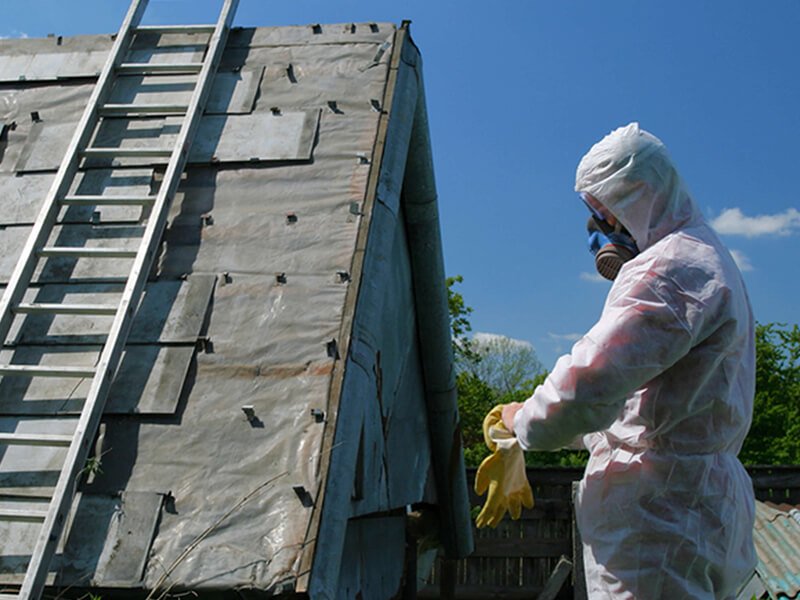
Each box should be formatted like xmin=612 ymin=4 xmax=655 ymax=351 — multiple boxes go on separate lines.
xmin=739 ymin=323 xmax=800 ymax=465
xmin=446 ymin=275 xmax=481 ymax=366
xmin=460 ymin=334 xmax=543 ymax=396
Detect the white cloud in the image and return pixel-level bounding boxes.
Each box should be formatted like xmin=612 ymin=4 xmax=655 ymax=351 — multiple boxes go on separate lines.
xmin=0 ymin=30 xmax=29 ymax=39
xmin=547 ymin=332 xmax=583 ymax=355
xmin=580 ymin=271 xmax=608 ymax=283
xmin=711 ymin=207 xmax=800 ymax=238
xmin=729 ymin=249 xmax=754 ymax=272
xmin=548 ymin=332 xmax=582 ymax=342
xmin=472 ymin=331 xmax=533 ymax=349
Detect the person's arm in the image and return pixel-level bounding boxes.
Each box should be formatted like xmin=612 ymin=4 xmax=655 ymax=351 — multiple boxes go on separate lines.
xmin=512 ymin=268 xmax=701 ymax=451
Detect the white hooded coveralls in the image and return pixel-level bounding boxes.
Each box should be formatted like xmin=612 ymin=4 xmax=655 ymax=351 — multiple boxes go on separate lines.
xmin=513 ymin=123 xmax=756 ymax=599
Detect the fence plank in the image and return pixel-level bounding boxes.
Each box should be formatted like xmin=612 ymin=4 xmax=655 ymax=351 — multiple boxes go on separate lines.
xmin=473 ymin=537 xmax=572 ymax=559
xmin=426 ymin=466 xmax=800 ymax=599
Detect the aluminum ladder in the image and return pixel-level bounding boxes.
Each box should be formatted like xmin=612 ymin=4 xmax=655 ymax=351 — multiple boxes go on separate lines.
xmin=0 ymin=0 xmax=238 ymax=598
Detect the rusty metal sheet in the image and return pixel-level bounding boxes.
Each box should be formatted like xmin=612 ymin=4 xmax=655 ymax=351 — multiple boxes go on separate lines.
xmin=0 ymin=344 xmax=195 ymax=416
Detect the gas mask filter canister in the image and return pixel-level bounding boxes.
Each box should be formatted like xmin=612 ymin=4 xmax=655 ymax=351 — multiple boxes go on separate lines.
xmin=586 ymin=216 xmax=639 ymax=281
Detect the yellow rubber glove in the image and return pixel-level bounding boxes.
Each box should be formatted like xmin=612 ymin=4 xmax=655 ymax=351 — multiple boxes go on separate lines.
xmin=474 ymin=405 xmax=534 ymax=528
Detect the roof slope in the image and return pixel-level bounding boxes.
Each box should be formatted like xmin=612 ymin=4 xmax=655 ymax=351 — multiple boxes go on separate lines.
xmin=0 ymin=21 xmax=474 ymax=595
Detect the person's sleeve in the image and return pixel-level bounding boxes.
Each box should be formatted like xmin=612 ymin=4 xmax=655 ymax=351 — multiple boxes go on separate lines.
xmin=513 ymin=269 xmax=700 ymax=451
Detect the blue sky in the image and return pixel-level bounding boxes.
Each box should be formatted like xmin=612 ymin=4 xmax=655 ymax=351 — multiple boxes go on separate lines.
xmin=3 ymin=0 xmax=799 ymax=368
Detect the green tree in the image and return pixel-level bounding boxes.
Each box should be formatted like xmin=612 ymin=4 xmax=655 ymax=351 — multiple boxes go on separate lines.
xmin=457 ymin=371 xmax=498 ymax=467
xmin=740 ymin=323 xmax=800 ymax=465
xmin=446 ymin=275 xmax=481 ymax=366
xmin=447 ymin=276 xmax=587 ymax=467
xmin=462 ymin=334 xmax=543 ymax=395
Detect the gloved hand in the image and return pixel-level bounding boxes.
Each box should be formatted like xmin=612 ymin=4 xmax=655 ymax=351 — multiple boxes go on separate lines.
xmin=474 ymin=405 xmax=534 ymax=528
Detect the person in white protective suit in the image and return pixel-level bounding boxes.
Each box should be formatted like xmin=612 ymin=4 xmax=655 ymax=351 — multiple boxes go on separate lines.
xmin=502 ymin=123 xmax=757 ymax=599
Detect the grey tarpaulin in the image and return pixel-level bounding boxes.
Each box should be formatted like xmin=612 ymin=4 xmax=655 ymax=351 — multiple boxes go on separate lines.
xmin=0 ymin=19 xmax=472 ymax=597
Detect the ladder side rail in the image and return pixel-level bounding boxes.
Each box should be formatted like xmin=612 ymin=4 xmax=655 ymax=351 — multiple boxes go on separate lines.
xmin=0 ymin=0 xmax=150 ymax=350
xmin=19 ymin=2 xmax=238 ymax=599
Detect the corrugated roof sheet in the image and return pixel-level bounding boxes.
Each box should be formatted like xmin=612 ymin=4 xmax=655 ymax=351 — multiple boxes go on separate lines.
xmin=754 ymin=500 xmax=800 ymax=599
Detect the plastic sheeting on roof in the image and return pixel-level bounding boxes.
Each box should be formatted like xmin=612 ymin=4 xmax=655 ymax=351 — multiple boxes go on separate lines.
xmin=0 ymin=21 xmax=400 ymax=593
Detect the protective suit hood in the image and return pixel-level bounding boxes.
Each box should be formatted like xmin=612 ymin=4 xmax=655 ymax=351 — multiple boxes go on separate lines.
xmin=575 ymin=122 xmax=703 ymax=251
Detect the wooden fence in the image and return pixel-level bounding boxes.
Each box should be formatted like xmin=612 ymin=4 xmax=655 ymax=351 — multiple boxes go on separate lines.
xmin=418 ymin=465 xmax=800 ymax=600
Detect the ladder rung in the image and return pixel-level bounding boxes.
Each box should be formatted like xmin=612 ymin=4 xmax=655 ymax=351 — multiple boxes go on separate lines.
xmin=38 ymin=247 xmax=137 ymax=258
xmin=117 ymin=62 xmax=204 ymax=75
xmin=0 ymin=594 xmax=20 ymax=600
xmin=81 ymin=147 xmax=173 ymax=158
xmin=0 ymin=365 xmax=95 ymax=378
xmin=100 ymin=103 xmax=189 ymax=116
xmin=0 ymin=433 xmax=73 ymax=447
xmin=14 ymin=303 xmax=118 ymax=316
xmin=0 ymin=508 xmax=48 ymax=522
xmin=134 ymin=24 xmax=215 ymax=35
xmin=62 ymin=194 xmax=155 ymax=206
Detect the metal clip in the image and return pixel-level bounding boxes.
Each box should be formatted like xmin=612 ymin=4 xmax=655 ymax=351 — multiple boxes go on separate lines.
xmin=293 ymin=485 xmax=314 ymax=507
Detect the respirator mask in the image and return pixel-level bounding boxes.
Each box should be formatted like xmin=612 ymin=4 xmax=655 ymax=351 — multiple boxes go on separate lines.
xmin=581 ymin=194 xmax=639 ymax=281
